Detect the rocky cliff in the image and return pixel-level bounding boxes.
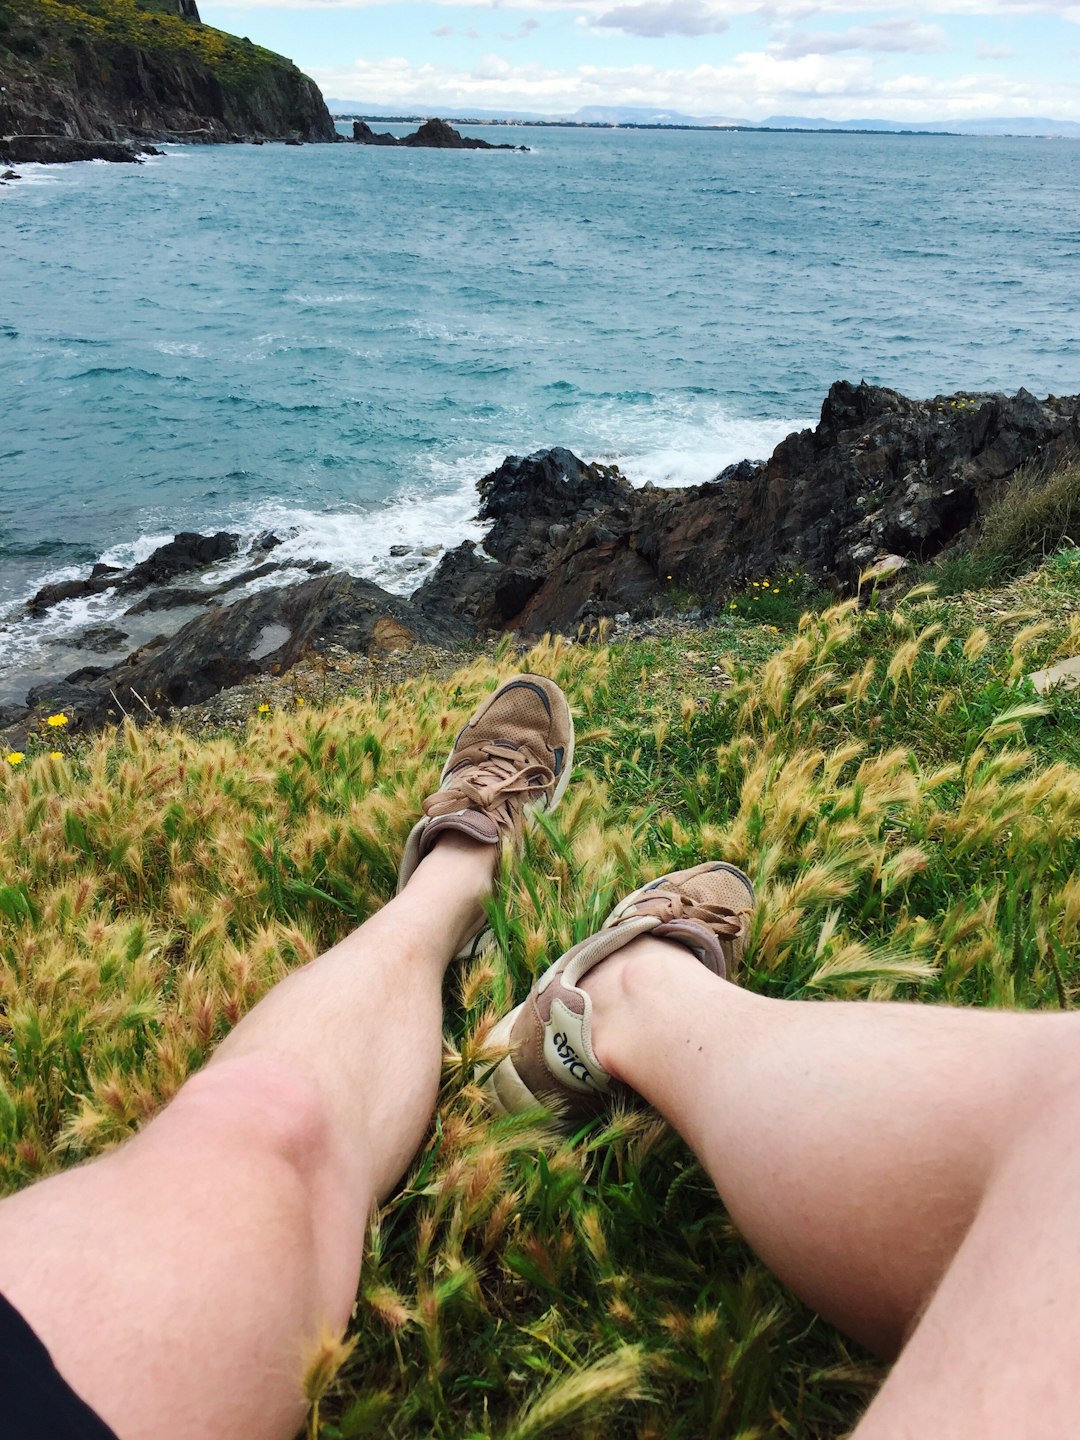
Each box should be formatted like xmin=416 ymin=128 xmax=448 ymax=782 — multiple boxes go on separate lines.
xmin=0 ymin=0 xmax=335 ymax=144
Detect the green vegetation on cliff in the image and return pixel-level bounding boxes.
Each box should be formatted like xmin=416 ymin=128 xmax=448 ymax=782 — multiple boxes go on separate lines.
xmin=0 ymin=0 xmax=335 ymax=141
xmin=1 ymin=552 xmax=1078 ymax=1436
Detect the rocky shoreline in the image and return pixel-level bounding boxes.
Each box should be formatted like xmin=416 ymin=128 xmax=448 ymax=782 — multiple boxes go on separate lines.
xmin=3 ymin=380 xmax=1077 ymax=748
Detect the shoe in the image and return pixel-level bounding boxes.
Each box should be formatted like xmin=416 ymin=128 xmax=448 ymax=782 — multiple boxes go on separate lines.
xmin=397 ymin=674 xmax=574 ymax=957
xmin=481 ymin=862 xmax=755 ymax=1120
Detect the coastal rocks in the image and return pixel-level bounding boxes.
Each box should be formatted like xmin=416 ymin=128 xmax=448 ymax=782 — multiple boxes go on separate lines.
xmin=351 ymin=118 xmax=527 ymax=152
xmin=26 ymin=530 xmax=241 ymax=615
xmin=101 ymin=573 xmax=469 ymax=713
xmin=415 ymin=384 xmax=1080 ymax=633
xmin=3 ymin=573 xmax=469 ymax=742
xmin=0 ymin=136 xmax=156 ymax=164
xmin=413 ymin=449 xmax=634 ymax=627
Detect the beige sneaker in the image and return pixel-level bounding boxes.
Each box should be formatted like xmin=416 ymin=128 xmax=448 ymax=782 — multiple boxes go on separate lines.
xmin=481 ymin=862 xmax=754 ymax=1120
xmin=397 ymin=675 xmax=574 ymax=957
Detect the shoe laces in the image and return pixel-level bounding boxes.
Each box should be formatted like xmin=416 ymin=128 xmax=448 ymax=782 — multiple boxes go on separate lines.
xmin=424 ymin=740 xmax=554 ymax=832
xmin=623 ymin=888 xmax=747 ymax=938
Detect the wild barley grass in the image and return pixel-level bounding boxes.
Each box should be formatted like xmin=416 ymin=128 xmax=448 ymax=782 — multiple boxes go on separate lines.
xmin=1 ymin=558 xmax=1078 ymax=1437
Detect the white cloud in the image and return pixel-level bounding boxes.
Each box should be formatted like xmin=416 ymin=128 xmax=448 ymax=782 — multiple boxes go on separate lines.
xmin=591 ymin=0 xmax=730 ymax=37
xmin=975 ymin=38 xmax=1015 ymax=53
xmin=433 ymin=22 xmax=454 ymax=34
xmin=310 ymin=48 xmax=1080 ymax=117
xmin=773 ymin=19 xmax=948 ymax=57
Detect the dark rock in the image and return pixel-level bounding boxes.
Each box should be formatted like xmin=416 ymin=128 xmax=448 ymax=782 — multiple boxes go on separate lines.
xmin=68 ymin=572 xmax=470 ymax=722
xmin=251 ymin=529 xmax=284 ymax=553
xmin=26 ymin=572 xmax=120 ymax=615
xmin=64 ymin=666 xmax=109 ymax=684
xmin=0 ymin=136 xmax=144 ymax=164
xmin=352 ymin=117 xmax=527 ymax=151
xmin=123 ymin=559 xmax=283 ymax=614
xmin=23 ymin=680 xmax=103 ymax=725
xmin=389 ymin=544 xmax=411 ymax=557
xmin=284 ymin=137 xmax=303 ymax=145
xmin=411 ymin=384 xmax=1080 ymax=633
xmin=80 ymin=625 xmax=129 ymax=652
xmin=90 ymin=562 xmax=123 ymax=579
xmin=306 ymin=560 xmax=332 ymax=574
xmin=118 ymin=531 xmax=240 ymax=591
xmin=352 ymin=120 xmax=399 ymax=146
xmin=2 ymin=170 xmax=20 ymax=180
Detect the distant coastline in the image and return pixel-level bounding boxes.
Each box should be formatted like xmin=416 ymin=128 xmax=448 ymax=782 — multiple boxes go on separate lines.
xmin=333 ymin=114 xmax=963 ymax=137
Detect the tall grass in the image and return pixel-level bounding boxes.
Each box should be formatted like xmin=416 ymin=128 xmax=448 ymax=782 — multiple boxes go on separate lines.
xmin=1 ymin=555 xmax=1079 ymax=1437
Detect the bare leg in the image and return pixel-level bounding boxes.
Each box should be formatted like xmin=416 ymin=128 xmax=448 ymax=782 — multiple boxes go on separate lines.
xmin=0 ymin=835 xmax=494 ymax=1440
xmin=582 ymin=939 xmax=1080 ymax=1434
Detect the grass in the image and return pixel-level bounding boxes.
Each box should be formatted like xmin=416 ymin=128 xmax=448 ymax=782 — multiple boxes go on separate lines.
xmin=1 ymin=0 xmax=301 ymax=93
xmin=1 ymin=551 xmax=1079 ymax=1437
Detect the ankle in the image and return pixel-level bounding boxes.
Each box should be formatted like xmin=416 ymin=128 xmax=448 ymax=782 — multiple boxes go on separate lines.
xmin=578 ymin=936 xmax=704 ymax=1083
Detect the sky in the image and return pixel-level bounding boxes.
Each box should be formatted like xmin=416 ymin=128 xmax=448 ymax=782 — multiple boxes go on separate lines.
xmin=202 ymin=0 xmax=1080 ymax=122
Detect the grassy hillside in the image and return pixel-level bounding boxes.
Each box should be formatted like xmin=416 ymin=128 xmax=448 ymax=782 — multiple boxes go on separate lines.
xmin=1 ymin=552 xmax=1078 ymax=1436
xmin=0 ymin=0 xmax=334 ymax=141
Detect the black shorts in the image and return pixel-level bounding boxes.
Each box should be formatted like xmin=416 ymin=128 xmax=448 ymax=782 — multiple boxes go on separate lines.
xmin=0 ymin=1293 xmax=120 ymax=1439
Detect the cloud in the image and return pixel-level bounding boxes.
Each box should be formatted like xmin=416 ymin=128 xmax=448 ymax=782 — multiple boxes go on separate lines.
xmin=432 ymin=22 xmax=453 ymax=35
xmin=310 ymin=49 xmax=1080 ymax=119
xmin=498 ymin=16 xmax=541 ymax=36
xmin=976 ymin=38 xmax=1015 ymax=54
xmin=592 ymin=0 xmax=729 ymax=36
xmin=773 ymin=19 xmax=948 ymax=57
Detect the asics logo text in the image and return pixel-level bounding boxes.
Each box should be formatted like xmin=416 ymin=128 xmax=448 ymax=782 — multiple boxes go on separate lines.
xmin=552 ymin=1031 xmax=592 ymax=1085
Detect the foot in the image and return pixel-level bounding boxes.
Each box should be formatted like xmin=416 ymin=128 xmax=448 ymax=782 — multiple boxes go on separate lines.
xmin=397 ymin=675 xmax=575 ymax=959
xmin=481 ymin=862 xmax=755 ymax=1121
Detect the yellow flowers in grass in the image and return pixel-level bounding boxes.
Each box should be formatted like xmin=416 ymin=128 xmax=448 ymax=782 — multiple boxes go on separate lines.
xmin=5 ymin=752 xmax=24 ymax=767
xmin=46 ymin=713 xmax=69 ymax=728
xmin=257 ymin=703 xmax=271 ymax=714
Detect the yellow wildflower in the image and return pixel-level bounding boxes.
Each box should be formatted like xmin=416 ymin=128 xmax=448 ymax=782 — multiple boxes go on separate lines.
xmin=46 ymin=713 xmax=69 ymax=727
xmin=5 ymin=752 xmax=25 ymax=766
xmin=296 ymin=697 xmax=305 ymax=706
xmin=49 ymin=751 xmax=63 ymax=760
xmin=257 ymin=703 xmax=271 ymax=714
xmin=772 ymin=588 xmax=780 ymax=594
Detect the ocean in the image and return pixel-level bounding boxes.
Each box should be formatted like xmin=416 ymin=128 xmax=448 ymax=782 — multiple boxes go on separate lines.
xmin=2 ymin=124 xmax=1078 ymax=700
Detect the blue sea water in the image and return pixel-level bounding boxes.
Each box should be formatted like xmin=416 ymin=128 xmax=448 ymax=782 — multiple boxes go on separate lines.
xmin=2 ymin=124 xmax=1079 ymax=696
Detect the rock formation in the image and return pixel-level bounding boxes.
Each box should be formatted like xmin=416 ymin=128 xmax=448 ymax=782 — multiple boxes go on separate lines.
xmin=0 ymin=0 xmax=335 ymax=148
xmin=352 ymin=118 xmax=527 ymax=151
xmin=416 ymin=383 xmax=1080 ymax=633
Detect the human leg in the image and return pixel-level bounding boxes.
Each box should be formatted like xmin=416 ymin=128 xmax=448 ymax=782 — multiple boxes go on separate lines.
xmin=0 ymin=836 xmax=493 ymax=1440
xmin=488 ymin=861 xmax=1080 ymax=1437
xmin=0 ymin=672 xmax=573 ymax=1440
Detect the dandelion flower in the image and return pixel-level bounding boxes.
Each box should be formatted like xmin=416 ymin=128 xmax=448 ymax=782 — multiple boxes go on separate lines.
xmin=5 ymin=752 xmax=25 ymax=766
xmin=773 ymin=587 xmax=780 ymax=594
xmin=49 ymin=751 xmax=63 ymax=760
xmin=257 ymin=703 xmax=271 ymax=714
xmin=752 ymin=582 xmax=759 ymax=588
xmin=295 ymin=697 xmax=305 ymax=707
xmin=46 ymin=713 xmax=69 ymax=727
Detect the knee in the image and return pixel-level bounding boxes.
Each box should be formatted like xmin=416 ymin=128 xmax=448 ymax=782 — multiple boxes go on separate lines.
xmin=178 ymin=1053 xmax=335 ymax=1185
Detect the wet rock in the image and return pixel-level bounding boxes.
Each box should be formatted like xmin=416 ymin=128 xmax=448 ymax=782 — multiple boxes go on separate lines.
xmin=0 ymin=136 xmax=147 ymax=164
xmin=81 ymin=625 xmax=130 ymax=652
xmin=118 ymin=531 xmax=240 ymax=591
xmin=75 ymin=571 xmax=470 ymax=720
xmin=389 ymin=544 xmax=411 ymax=557
xmin=251 ymin=530 xmax=285 ymax=553
xmin=2 ymin=170 xmax=20 ymax=180
xmin=90 ymin=562 xmax=123 ymax=580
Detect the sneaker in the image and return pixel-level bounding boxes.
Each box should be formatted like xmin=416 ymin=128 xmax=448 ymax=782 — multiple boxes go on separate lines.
xmin=397 ymin=675 xmax=575 ymax=957
xmin=481 ymin=862 xmax=755 ymax=1120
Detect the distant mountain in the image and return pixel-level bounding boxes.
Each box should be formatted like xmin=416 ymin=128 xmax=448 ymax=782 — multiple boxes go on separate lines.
xmin=326 ymin=101 xmax=1080 ymax=138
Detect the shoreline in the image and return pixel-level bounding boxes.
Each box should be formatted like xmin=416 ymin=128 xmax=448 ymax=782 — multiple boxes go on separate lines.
xmin=2 ymin=379 xmax=1076 ymax=748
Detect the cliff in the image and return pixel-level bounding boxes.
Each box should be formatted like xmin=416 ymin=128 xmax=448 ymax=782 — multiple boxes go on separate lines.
xmin=0 ymin=0 xmax=335 ymax=144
